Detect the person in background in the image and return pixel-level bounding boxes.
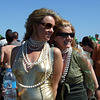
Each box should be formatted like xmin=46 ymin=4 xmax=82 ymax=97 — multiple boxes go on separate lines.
xmin=82 ymin=36 xmax=95 ymax=57
xmin=0 ymin=29 xmax=16 ymax=100
xmin=92 ymin=44 xmax=100 ymax=100
xmin=49 ymin=19 xmax=98 ymax=100
xmin=0 ymin=29 xmax=17 ymax=68
xmin=5 ymin=29 xmax=13 ymax=45
xmin=81 ymin=37 xmax=97 ymax=100
xmin=11 ymin=31 xmax=21 ymax=46
xmin=95 ymin=34 xmax=100 ymax=44
xmin=0 ymin=35 xmax=7 ymax=46
xmin=0 ymin=30 xmax=21 ymax=69
xmin=11 ymin=8 xmax=63 ymax=100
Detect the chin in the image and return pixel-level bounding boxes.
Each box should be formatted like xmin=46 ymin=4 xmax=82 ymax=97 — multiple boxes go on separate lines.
xmin=46 ymin=37 xmax=51 ymax=41
xmin=66 ymin=45 xmax=71 ymax=48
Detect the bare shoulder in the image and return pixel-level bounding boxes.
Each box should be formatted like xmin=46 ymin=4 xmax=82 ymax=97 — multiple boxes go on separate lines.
xmin=2 ymin=45 xmax=16 ymax=51
xmin=53 ymin=47 xmax=62 ymax=58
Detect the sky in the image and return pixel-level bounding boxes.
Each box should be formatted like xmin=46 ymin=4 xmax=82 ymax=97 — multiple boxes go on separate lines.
xmin=0 ymin=0 xmax=100 ymax=42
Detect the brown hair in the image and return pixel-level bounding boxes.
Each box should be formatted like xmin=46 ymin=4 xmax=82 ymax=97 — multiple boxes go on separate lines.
xmin=49 ymin=19 xmax=76 ymax=47
xmin=23 ymin=8 xmax=61 ymax=41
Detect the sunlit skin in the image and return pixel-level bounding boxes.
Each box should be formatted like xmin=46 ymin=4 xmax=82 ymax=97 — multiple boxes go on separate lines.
xmin=54 ymin=26 xmax=74 ymax=52
xmin=31 ymin=16 xmax=55 ymax=42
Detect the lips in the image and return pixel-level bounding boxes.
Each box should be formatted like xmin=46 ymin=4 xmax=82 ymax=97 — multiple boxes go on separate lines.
xmin=46 ymin=32 xmax=52 ymax=38
xmin=64 ymin=41 xmax=72 ymax=45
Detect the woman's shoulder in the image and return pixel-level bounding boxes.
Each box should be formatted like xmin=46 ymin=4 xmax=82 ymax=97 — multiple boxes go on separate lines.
xmin=72 ymin=47 xmax=86 ymax=59
xmin=53 ymin=47 xmax=61 ymax=54
xmin=50 ymin=47 xmax=62 ymax=59
xmin=72 ymin=47 xmax=90 ymax=62
xmin=72 ymin=47 xmax=82 ymax=56
xmin=72 ymin=47 xmax=82 ymax=52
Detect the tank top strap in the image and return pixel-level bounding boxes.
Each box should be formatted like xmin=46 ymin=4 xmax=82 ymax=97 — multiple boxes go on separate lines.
xmin=49 ymin=47 xmax=54 ymax=69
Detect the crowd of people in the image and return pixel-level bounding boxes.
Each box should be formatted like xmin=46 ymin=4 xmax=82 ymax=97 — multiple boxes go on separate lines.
xmin=0 ymin=29 xmax=21 ymax=99
xmin=0 ymin=8 xmax=100 ymax=100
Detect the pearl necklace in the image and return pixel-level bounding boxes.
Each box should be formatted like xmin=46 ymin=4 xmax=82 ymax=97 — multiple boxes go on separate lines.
xmin=13 ymin=41 xmax=53 ymax=88
xmin=27 ymin=37 xmax=46 ymax=50
xmin=60 ymin=46 xmax=72 ymax=83
xmin=62 ymin=47 xmax=70 ymax=54
xmin=22 ymin=41 xmax=49 ymax=69
xmin=27 ymin=40 xmax=43 ymax=51
xmin=29 ymin=37 xmax=45 ymax=47
xmin=17 ymin=64 xmax=52 ymax=88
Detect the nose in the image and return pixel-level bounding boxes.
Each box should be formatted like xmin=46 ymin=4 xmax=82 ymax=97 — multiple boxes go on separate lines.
xmin=66 ymin=35 xmax=71 ymax=39
xmin=49 ymin=27 xmax=54 ymax=33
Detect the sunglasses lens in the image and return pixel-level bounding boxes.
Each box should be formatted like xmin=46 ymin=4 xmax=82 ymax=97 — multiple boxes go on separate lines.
xmin=70 ymin=33 xmax=75 ymax=37
xmin=64 ymin=34 xmax=68 ymax=38
xmin=56 ymin=32 xmax=75 ymax=38
xmin=40 ymin=22 xmax=54 ymax=29
xmin=45 ymin=23 xmax=52 ymax=29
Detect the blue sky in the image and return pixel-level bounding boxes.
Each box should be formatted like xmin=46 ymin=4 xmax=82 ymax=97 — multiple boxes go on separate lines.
xmin=0 ymin=0 xmax=100 ymax=42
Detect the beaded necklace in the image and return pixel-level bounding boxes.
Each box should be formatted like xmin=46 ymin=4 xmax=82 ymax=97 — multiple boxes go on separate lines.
xmin=62 ymin=47 xmax=70 ymax=54
xmin=13 ymin=41 xmax=53 ymax=88
xmin=29 ymin=37 xmax=45 ymax=47
xmin=60 ymin=46 xmax=72 ymax=83
xmin=22 ymin=41 xmax=49 ymax=69
xmin=27 ymin=40 xmax=43 ymax=50
xmin=27 ymin=37 xmax=46 ymax=50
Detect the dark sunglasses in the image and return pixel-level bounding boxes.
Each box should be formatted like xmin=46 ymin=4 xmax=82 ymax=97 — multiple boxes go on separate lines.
xmin=40 ymin=22 xmax=55 ymax=29
xmin=56 ymin=32 xmax=75 ymax=38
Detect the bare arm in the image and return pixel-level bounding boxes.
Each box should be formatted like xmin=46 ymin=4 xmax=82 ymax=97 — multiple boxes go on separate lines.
xmin=0 ymin=47 xmax=7 ymax=67
xmin=52 ymin=47 xmax=63 ymax=99
xmin=89 ymin=61 xmax=98 ymax=90
xmin=0 ymin=47 xmax=4 ymax=64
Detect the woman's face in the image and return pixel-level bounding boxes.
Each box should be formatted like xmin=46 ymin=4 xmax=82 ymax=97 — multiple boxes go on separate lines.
xmin=54 ymin=26 xmax=74 ymax=51
xmin=32 ymin=16 xmax=55 ymax=42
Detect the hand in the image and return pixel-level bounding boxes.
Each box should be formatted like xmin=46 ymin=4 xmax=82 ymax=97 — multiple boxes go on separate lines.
xmin=1 ymin=84 xmax=6 ymax=97
xmin=18 ymin=89 xmax=27 ymax=96
xmin=2 ymin=84 xmax=17 ymax=98
xmin=87 ymin=88 xmax=93 ymax=98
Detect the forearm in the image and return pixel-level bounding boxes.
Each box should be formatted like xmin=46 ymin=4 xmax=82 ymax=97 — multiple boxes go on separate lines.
xmin=90 ymin=65 xmax=99 ymax=90
xmin=87 ymin=88 xmax=93 ymax=98
xmin=52 ymin=84 xmax=58 ymax=100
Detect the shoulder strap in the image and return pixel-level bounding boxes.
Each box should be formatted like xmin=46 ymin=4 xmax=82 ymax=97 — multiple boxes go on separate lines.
xmin=49 ymin=47 xmax=54 ymax=64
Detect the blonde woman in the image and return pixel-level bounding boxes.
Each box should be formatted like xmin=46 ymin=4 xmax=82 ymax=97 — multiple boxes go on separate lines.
xmin=11 ymin=8 xmax=63 ymax=100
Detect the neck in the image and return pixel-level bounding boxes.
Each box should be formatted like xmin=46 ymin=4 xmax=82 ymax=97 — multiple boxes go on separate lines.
xmin=29 ymin=37 xmax=45 ymax=44
xmin=13 ymin=39 xmax=17 ymax=41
